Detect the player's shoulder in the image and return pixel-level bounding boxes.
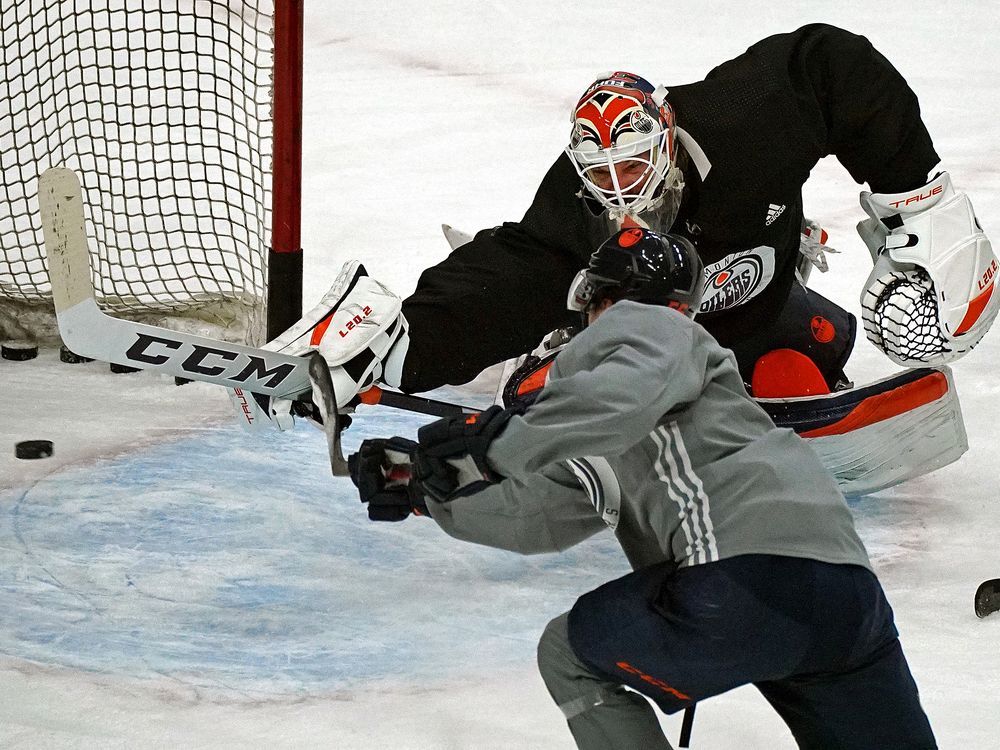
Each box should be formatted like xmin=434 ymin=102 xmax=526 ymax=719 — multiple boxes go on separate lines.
xmin=581 ymin=301 xmax=701 ymax=355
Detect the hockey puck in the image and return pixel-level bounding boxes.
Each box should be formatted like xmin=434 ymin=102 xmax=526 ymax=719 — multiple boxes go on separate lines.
xmin=110 ymin=362 xmax=141 ymax=374
xmin=15 ymin=440 xmax=54 ymax=460
xmin=60 ymin=344 xmax=94 ymax=364
xmin=975 ymin=578 xmax=1000 ymax=618
xmin=2 ymin=340 xmax=39 ymax=361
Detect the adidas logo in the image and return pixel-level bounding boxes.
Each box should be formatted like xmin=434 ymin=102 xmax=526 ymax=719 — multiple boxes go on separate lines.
xmin=765 ymin=203 xmax=786 ymax=226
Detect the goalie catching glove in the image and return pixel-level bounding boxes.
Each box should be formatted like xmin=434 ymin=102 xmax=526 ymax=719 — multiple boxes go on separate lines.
xmin=228 ymin=261 xmax=411 ymax=430
xmin=858 ymin=171 xmax=998 ymax=367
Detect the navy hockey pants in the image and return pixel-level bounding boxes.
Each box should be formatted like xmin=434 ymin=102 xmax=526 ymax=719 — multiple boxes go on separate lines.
xmin=723 ymin=282 xmax=856 ymax=390
xmin=544 ymin=554 xmax=936 ymax=749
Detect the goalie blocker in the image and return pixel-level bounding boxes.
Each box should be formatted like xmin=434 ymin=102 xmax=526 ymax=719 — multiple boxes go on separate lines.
xmin=229 ymin=260 xmax=411 ymax=430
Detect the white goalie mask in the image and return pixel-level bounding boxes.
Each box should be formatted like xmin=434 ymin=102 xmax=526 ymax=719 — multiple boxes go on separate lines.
xmin=565 ymin=72 xmax=684 ymax=230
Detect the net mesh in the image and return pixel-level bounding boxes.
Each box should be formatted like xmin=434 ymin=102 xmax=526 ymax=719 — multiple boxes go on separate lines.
xmin=0 ymin=0 xmax=275 ymax=344
xmin=862 ymin=270 xmax=952 ymax=362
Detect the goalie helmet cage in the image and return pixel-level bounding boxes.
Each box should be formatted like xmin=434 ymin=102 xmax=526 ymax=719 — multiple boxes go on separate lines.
xmin=0 ymin=0 xmax=303 ymax=347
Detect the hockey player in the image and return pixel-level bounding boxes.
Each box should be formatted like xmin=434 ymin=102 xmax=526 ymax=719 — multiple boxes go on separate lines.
xmin=350 ymin=228 xmax=938 ymax=749
xmin=240 ymin=23 xmax=995 ymax=427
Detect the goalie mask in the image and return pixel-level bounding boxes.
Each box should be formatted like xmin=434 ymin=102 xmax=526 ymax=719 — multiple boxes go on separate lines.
xmin=568 ymin=228 xmax=704 ymax=321
xmin=566 ymin=71 xmax=684 ymax=231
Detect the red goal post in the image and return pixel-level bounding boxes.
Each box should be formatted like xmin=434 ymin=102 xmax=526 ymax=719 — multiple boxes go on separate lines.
xmin=0 ymin=0 xmax=304 ymax=348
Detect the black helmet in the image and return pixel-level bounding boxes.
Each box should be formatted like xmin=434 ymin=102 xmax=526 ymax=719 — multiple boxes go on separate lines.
xmin=567 ymin=227 xmax=704 ymax=318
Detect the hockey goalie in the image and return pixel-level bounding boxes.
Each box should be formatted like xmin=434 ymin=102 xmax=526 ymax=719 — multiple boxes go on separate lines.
xmin=228 ymin=26 xmax=994 ymax=496
xmin=37 ymin=25 xmax=993 ymax=497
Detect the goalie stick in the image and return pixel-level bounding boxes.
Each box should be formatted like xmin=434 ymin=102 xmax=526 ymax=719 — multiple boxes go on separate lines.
xmin=37 ymin=167 xmax=470 ymax=423
xmin=39 ymin=168 xmax=313 ymax=401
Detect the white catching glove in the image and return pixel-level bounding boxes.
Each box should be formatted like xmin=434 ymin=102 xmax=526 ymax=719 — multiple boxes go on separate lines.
xmin=858 ymin=171 xmax=998 ymax=367
xmin=230 ymin=260 xmax=410 ymax=431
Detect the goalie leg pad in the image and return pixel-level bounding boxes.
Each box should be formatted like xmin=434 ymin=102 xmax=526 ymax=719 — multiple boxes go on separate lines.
xmin=724 ymin=283 xmax=855 ymax=390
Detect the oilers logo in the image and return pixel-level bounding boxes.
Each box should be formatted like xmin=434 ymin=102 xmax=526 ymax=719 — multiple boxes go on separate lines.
xmin=629 ymin=109 xmax=654 ymax=134
xmin=699 ymin=247 xmax=776 ymax=313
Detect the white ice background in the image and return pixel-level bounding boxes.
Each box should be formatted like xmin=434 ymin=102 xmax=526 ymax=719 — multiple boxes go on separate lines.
xmin=2 ymin=1 xmax=999 ymax=748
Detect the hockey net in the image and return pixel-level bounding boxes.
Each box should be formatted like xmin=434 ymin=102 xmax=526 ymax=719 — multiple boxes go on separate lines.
xmin=0 ymin=0 xmax=284 ymax=346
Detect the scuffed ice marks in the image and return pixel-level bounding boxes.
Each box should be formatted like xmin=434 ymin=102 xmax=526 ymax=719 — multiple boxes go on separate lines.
xmin=0 ymin=411 xmax=628 ymax=696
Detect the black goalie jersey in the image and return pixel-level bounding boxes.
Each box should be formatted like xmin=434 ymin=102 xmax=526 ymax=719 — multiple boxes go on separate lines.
xmin=398 ymin=24 xmax=940 ymax=393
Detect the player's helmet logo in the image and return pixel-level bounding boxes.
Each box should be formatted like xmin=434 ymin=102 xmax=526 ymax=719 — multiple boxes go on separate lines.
xmin=618 ymin=228 xmax=644 ymax=248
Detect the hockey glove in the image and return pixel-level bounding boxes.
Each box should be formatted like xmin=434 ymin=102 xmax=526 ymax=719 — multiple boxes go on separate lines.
xmin=349 ymin=437 xmax=427 ymax=521
xmin=857 ymin=172 xmax=998 ymax=366
xmin=413 ymin=405 xmax=512 ymax=503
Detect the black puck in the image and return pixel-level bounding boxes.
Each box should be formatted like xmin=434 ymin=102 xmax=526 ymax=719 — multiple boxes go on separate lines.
xmin=15 ymin=440 xmax=54 ymax=460
xmin=60 ymin=345 xmax=94 ymax=364
xmin=110 ymin=362 xmax=141 ymax=374
xmin=2 ymin=341 xmax=39 ymax=361
xmin=975 ymin=578 xmax=1000 ymax=618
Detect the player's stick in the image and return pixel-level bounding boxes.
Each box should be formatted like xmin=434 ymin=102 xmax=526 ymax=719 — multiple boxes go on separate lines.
xmin=307 ymin=352 xmax=351 ymax=476
xmin=679 ymin=704 xmax=696 ymax=747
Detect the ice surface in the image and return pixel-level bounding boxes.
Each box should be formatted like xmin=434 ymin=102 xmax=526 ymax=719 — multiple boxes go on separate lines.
xmin=2 ymin=1 xmax=998 ymax=747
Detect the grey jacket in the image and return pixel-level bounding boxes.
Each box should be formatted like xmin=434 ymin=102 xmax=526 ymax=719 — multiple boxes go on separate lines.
xmin=425 ymin=301 xmax=871 ymax=573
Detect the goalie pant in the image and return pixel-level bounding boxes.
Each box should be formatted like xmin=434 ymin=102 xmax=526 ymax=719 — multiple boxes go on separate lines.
xmin=422 ymin=301 xmax=936 ymax=749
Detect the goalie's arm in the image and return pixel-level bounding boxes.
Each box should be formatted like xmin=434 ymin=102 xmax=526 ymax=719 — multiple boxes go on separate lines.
xmin=747 ymin=26 xmax=996 ymax=364
xmin=734 ymin=23 xmax=940 ymax=193
xmin=399 ymin=154 xmax=593 ymax=393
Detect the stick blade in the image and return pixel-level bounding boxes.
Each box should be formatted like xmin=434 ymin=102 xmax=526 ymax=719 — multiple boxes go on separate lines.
xmin=975 ymin=578 xmax=1000 ymax=619
xmin=38 ymin=167 xmax=95 ymax=314
xmin=308 ymin=352 xmax=351 ymax=477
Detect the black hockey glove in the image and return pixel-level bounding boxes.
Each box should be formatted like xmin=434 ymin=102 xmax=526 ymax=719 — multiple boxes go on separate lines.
xmin=348 ymin=437 xmax=428 ymax=522
xmin=413 ymin=405 xmax=513 ymax=504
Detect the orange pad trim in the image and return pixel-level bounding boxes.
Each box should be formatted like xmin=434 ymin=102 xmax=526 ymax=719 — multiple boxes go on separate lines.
xmin=800 ymin=372 xmax=948 ymax=438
